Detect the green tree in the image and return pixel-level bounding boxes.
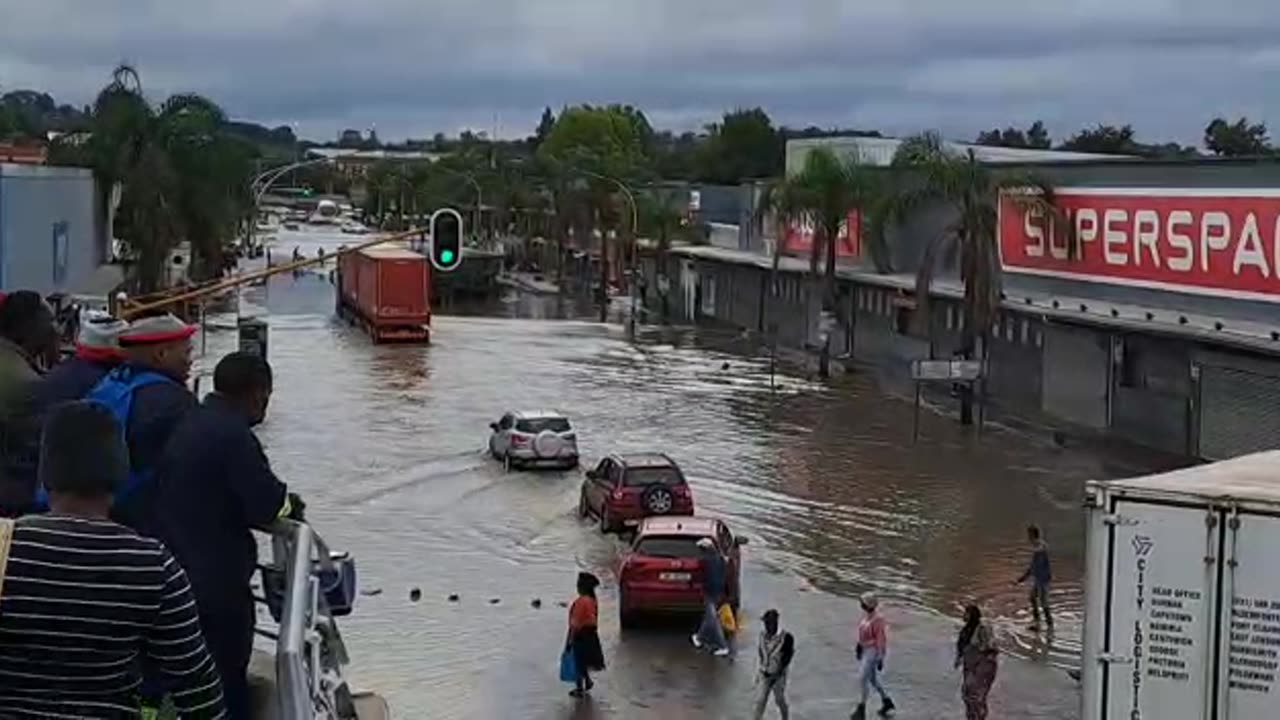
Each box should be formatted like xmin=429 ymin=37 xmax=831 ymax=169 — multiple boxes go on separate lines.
xmin=533 ymin=107 xmax=556 ymax=149
xmin=1058 ymin=124 xmax=1140 ymax=154
xmin=754 ymin=177 xmax=808 ymax=330
xmin=792 ymin=148 xmax=879 ymax=376
xmin=698 ymin=108 xmax=784 ymax=184
xmin=78 ymin=65 xmax=255 ymax=291
xmin=538 ymin=104 xmax=653 ymax=320
xmin=883 ymin=137 xmax=1063 ymax=422
xmin=975 ymin=121 xmax=1050 ymax=150
xmin=1204 ymin=117 xmax=1270 ymax=157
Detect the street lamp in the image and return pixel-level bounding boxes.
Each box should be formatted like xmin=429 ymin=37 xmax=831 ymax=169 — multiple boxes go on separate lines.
xmin=245 ymin=155 xmax=337 ymax=251
xmin=567 ymin=167 xmax=639 ymax=332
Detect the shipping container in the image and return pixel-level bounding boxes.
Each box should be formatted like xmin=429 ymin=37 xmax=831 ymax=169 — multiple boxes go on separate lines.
xmin=336 ymin=245 xmax=431 ymax=343
xmin=1081 ymin=451 xmax=1280 ymax=720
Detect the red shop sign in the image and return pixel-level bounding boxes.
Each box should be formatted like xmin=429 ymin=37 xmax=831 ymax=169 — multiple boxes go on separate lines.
xmin=999 ymin=188 xmax=1280 ymax=302
xmin=783 ymin=211 xmax=862 ymax=258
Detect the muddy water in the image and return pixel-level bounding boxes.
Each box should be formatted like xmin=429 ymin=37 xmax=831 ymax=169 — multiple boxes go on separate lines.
xmin=206 ymin=229 xmax=1175 ymax=718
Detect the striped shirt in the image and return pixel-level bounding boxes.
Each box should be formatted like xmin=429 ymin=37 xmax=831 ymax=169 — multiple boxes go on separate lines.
xmin=0 ymin=514 xmax=225 ymax=718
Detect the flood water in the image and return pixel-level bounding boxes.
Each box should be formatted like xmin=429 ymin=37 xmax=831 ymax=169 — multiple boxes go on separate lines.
xmin=208 ymin=229 xmax=1178 ymax=719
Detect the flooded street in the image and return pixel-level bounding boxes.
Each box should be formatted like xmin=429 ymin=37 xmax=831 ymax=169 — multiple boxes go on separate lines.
xmin=211 ymin=230 xmax=1175 ymax=719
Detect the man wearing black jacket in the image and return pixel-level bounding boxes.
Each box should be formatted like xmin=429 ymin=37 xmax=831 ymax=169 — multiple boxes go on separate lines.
xmin=753 ymin=608 xmax=794 ymax=719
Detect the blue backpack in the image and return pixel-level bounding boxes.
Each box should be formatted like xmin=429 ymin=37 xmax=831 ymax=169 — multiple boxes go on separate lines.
xmin=33 ymin=367 xmax=177 ymax=510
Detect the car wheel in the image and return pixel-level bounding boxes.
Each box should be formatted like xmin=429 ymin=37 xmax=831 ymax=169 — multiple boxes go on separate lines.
xmin=599 ymin=506 xmax=612 ymax=534
xmin=619 ymin=593 xmax=638 ymax=630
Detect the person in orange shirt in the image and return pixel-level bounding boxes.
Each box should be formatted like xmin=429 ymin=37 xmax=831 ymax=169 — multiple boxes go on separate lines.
xmin=565 ymin=572 xmax=606 ymax=698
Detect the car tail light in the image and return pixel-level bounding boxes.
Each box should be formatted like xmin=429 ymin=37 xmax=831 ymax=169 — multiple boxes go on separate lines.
xmin=511 ymin=435 xmax=530 ymax=447
xmin=611 ymin=487 xmax=625 ymax=500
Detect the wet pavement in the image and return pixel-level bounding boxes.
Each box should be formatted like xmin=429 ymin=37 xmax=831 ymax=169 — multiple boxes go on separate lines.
xmin=204 ymin=229 xmax=1183 ymax=718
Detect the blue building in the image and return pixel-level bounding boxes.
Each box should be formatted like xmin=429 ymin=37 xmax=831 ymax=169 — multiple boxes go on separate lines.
xmin=0 ymin=163 xmax=117 ymax=297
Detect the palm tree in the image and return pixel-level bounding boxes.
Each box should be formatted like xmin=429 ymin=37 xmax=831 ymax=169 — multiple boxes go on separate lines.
xmin=790 ymin=147 xmax=880 ymax=377
xmin=638 ymin=193 xmax=684 ymax=323
xmin=84 ymin=65 xmax=254 ymax=291
xmin=883 ymin=135 xmax=1064 ymax=423
xmin=753 ymin=178 xmax=806 ymax=326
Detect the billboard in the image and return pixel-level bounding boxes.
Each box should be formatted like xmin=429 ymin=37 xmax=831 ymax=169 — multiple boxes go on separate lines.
xmin=999 ymin=188 xmax=1280 ymax=302
xmin=782 ymin=211 xmax=862 ymax=258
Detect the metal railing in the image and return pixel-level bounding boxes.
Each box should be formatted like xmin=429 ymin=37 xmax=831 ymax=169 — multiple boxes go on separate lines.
xmin=257 ymin=520 xmax=359 ymax=719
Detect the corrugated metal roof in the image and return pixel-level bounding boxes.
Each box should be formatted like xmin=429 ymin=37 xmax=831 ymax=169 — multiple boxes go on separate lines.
xmin=785 ymin=136 xmax=1134 ymax=174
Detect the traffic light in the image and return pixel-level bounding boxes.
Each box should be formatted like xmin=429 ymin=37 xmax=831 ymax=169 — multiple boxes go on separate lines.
xmin=429 ymin=208 xmax=465 ymax=272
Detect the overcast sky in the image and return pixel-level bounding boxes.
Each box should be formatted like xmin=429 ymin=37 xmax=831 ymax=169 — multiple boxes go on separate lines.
xmin=2 ymin=0 xmax=1277 ymax=146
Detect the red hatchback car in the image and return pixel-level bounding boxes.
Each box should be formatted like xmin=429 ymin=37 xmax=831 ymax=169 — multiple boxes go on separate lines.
xmin=617 ymin=516 xmax=747 ymax=628
xmin=579 ymin=453 xmax=695 ymax=534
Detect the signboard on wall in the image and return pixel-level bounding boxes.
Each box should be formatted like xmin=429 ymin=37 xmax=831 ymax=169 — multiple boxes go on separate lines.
xmin=783 ymin=211 xmax=862 ymax=258
xmin=999 ymin=187 xmax=1280 ymax=302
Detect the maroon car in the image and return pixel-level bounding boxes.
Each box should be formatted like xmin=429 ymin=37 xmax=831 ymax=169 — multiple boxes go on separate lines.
xmin=578 ymin=453 xmax=694 ymax=534
xmin=617 ymin=516 xmax=747 ymax=628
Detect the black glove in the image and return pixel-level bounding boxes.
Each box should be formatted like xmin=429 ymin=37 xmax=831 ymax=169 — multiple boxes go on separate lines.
xmin=287 ymin=492 xmax=307 ymax=522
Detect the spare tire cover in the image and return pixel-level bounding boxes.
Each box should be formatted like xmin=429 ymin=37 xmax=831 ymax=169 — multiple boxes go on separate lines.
xmin=533 ymin=430 xmax=564 ymax=458
xmin=642 ymin=485 xmax=675 ymax=514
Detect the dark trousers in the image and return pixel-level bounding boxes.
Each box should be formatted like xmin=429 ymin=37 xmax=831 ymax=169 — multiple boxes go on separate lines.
xmin=1030 ymin=582 xmax=1053 ymax=628
xmin=201 ymin=598 xmax=256 ymax=720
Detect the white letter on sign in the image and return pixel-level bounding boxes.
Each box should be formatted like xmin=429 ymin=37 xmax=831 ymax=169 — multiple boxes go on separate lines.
xmin=1075 ymin=209 xmax=1099 ymax=261
xmin=1233 ymin=213 xmax=1270 ymax=278
xmin=1024 ymin=205 xmax=1045 ymax=257
xmin=1167 ymin=211 xmax=1193 ymax=272
xmin=1104 ymin=209 xmax=1129 ymax=266
xmin=1133 ymin=210 xmax=1160 ymax=268
xmin=1200 ymin=212 xmax=1231 ymax=273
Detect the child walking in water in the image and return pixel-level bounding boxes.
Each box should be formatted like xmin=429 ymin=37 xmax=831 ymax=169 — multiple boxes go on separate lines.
xmin=852 ymin=592 xmax=895 ymax=719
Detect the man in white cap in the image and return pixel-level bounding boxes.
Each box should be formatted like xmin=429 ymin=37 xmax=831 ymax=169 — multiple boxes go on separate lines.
xmin=84 ymin=312 xmax=197 ymax=532
xmin=692 ymin=536 xmax=731 ymax=656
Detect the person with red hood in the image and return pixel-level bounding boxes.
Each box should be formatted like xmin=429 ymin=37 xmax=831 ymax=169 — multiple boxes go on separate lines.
xmin=30 ymin=313 xmax=130 ymax=410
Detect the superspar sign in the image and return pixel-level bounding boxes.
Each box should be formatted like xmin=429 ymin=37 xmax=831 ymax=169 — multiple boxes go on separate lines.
xmin=999 ymin=188 xmax=1280 ymax=302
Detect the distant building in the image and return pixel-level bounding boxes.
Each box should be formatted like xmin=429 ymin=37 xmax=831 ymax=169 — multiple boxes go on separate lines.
xmin=785 ymin=136 xmax=1132 ymax=174
xmin=0 ymin=142 xmax=47 ymax=165
xmin=0 ymin=163 xmax=119 ymax=297
xmin=305 ymin=148 xmax=445 ymax=178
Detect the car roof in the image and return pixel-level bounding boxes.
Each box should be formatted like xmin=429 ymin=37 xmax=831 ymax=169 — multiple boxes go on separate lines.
xmin=511 ymin=409 xmax=568 ymax=420
xmin=637 ymin=516 xmax=719 ymax=536
xmin=613 ymin=452 xmax=677 ymax=468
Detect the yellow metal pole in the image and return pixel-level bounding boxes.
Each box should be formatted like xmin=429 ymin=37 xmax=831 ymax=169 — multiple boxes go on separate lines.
xmin=119 ymin=228 xmax=422 ymax=320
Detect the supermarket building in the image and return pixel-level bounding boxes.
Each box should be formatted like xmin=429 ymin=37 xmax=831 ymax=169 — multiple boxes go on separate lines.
xmin=660 ymin=138 xmax=1280 ymax=461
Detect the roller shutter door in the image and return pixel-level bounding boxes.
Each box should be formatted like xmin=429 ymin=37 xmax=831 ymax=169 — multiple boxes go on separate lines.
xmin=1041 ymin=325 xmax=1109 ymax=429
xmin=1197 ymin=365 xmax=1280 ymax=460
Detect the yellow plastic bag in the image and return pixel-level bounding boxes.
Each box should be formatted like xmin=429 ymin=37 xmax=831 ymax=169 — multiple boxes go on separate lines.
xmin=718 ymin=603 xmax=738 ymax=634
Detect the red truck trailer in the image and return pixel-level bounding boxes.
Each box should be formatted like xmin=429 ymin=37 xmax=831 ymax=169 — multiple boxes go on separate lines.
xmin=337 ymin=245 xmax=431 ymax=343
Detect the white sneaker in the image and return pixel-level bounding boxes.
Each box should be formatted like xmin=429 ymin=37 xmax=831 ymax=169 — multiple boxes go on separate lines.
xmin=691 ymin=634 xmax=703 ymax=649
xmin=714 ymin=647 xmax=731 ymax=657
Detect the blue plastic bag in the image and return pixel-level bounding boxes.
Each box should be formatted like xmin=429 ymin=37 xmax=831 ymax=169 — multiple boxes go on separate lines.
xmin=559 ymin=648 xmax=577 ymax=683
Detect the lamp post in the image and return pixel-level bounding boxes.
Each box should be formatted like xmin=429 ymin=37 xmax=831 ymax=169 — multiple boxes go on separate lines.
xmin=571 ymin=168 xmax=638 ymax=332
xmin=245 ymin=155 xmax=338 ymax=252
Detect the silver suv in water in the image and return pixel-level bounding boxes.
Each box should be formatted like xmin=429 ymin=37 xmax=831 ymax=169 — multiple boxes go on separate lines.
xmin=488 ymin=409 xmax=580 ymax=470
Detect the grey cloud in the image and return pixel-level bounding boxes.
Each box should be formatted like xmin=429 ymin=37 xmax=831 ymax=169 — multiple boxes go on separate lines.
xmin=1 ymin=0 xmax=1278 ymax=143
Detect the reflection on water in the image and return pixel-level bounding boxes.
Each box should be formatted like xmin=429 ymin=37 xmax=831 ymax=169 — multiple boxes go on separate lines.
xmin=200 ymin=231 xmax=1181 ymax=716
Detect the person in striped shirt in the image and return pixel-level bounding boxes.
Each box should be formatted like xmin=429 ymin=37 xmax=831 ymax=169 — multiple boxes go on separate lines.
xmin=0 ymin=400 xmax=226 ymax=718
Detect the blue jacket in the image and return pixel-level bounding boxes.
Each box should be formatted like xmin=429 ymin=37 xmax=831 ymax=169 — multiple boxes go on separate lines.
xmin=31 ymin=357 xmax=116 ymax=411
xmin=1019 ymin=541 xmax=1053 ymax=586
xmin=153 ymin=393 xmax=287 ymax=614
xmin=701 ymin=549 xmax=727 ymax=599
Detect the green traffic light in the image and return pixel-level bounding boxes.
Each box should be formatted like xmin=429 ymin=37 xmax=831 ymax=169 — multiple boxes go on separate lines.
xmin=440 ymin=249 xmax=455 ymax=264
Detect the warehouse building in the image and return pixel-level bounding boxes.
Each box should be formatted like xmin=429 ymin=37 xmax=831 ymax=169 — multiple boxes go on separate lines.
xmin=658 ymin=147 xmax=1280 ymax=461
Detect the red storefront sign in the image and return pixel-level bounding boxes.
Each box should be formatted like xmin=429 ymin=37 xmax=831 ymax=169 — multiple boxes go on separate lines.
xmin=999 ymin=188 xmax=1280 ymax=302
xmin=782 ymin=211 xmax=862 ymax=258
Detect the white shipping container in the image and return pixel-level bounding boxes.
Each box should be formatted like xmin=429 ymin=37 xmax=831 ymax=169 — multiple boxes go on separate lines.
xmin=1082 ymin=451 xmax=1280 ymax=720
